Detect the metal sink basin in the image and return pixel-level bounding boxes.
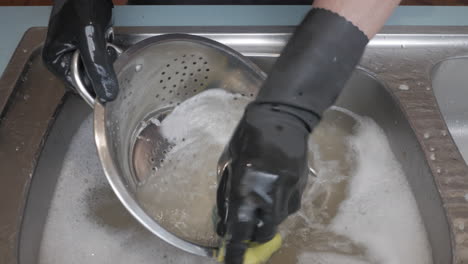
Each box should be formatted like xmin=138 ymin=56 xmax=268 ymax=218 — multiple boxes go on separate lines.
xmin=432 ymin=58 xmax=468 ymax=164
xmin=2 ymin=26 xmax=468 ymax=264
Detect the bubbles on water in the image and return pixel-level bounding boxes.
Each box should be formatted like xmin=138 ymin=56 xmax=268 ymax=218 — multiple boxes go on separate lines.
xmin=41 ymin=90 xmax=432 ymax=264
xmin=273 ymin=108 xmax=431 ymax=264
xmin=38 ymin=116 xmax=210 ymax=264
xmin=298 ymin=252 xmax=370 ymax=264
xmin=314 ymin=116 xmax=432 ymax=264
xmin=137 ymin=89 xmax=251 ymax=247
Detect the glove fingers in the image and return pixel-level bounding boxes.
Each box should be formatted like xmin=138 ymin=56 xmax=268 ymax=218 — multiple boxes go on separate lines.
xmin=254 ymin=210 xmax=277 ymax=243
xmin=77 ymin=25 xmax=118 ymax=102
xmin=225 ymin=241 xmax=248 ymax=264
xmin=224 ymin=201 xmax=257 ymax=264
xmin=227 ymin=200 xmax=257 ymax=241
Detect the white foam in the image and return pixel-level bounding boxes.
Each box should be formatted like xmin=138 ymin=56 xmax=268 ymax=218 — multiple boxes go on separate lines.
xmin=276 ymin=110 xmax=432 ymax=264
xmin=137 ymin=89 xmax=251 ymax=246
xmin=39 ymin=90 xmax=432 ymax=264
xmin=324 ymin=116 xmax=432 ymax=264
xmin=160 ymin=88 xmax=248 ymax=146
xmin=38 ymin=115 xmax=212 ymax=264
xmin=298 ymin=252 xmax=370 ymax=264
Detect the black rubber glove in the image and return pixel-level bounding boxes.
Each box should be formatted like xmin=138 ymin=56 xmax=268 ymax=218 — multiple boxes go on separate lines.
xmin=217 ymin=8 xmax=369 ymax=264
xmin=216 ymin=104 xmax=315 ymax=264
xmin=42 ymin=0 xmax=119 ymax=102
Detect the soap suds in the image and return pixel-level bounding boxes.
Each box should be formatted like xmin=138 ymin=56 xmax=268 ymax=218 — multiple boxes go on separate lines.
xmin=137 ymin=89 xmax=431 ymax=264
xmin=298 ymin=252 xmax=370 ymax=264
xmin=137 ymin=89 xmax=250 ymax=246
xmin=330 ymin=117 xmax=431 ymax=264
xmin=38 ymin=116 xmax=212 ymax=264
xmin=39 ymin=89 xmax=432 ymax=264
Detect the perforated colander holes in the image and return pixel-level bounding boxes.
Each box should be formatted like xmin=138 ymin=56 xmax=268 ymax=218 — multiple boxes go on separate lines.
xmin=179 ymin=55 xmax=210 ymax=74
xmin=156 ymin=55 xmax=212 ymax=103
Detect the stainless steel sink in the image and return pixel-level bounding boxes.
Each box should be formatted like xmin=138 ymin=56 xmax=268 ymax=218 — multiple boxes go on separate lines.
xmin=432 ymin=58 xmax=468 ymax=164
xmin=2 ymin=26 xmax=468 ymax=264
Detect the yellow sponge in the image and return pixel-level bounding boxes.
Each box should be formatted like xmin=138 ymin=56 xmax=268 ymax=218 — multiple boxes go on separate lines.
xmin=216 ymin=234 xmax=282 ymax=264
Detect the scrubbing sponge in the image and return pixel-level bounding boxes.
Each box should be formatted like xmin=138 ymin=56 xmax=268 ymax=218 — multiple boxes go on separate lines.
xmin=216 ymin=234 xmax=282 ymax=264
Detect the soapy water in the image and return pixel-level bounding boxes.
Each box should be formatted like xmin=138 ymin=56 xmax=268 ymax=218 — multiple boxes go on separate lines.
xmin=38 ymin=116 xmax=210 ymax=264
xmin=284 ymin=114 xmax=433 ymax=264
xmin=137 ymin=89 xmax=250 ymax=246
xmin=136 ymin=88 xmax=432 ymax=263
xmin=39 ymin=89 xmax=432 ymax=264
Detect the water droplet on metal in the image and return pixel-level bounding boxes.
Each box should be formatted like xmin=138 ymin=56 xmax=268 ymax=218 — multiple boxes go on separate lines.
xmin=135 ymin=64 xmax=143 ymax=72
xmin=398 ymin=84 xmax=410 ymax=91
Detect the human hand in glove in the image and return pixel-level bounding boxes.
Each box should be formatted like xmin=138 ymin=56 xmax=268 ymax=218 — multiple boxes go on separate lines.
xmin=215 ymin=2 xmax=388 ymax=263
xmin=215 ymin=103 xmax=316 ymax=264
xmin=42 ymin=0 xmax=119 ymax=102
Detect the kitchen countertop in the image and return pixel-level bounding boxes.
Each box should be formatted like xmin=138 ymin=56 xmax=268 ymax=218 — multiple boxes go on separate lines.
xmin=1 ymin=5 xmax=468 ymax=76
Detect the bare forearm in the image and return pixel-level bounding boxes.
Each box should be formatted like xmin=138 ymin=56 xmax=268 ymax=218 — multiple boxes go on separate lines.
xmin=313 ymin=0 xmax=401 ymax=39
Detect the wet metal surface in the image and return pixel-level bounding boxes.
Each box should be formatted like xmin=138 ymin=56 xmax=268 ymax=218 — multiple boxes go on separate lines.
xmin=2 ymin=26 xmax=468 ymax=263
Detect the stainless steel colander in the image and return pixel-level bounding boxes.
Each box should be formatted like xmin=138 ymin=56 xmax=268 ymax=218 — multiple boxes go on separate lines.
xmin=71 ymin=34 xmax=266 ymax=257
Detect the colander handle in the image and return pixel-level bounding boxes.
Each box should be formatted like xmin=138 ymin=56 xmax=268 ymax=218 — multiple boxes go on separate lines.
xmin=71 ymin=43 xmax=123 ymax=108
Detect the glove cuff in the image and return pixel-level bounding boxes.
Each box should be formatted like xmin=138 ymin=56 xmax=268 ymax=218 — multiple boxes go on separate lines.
xmin=255 ymin=8 xmax=369 ymax=128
